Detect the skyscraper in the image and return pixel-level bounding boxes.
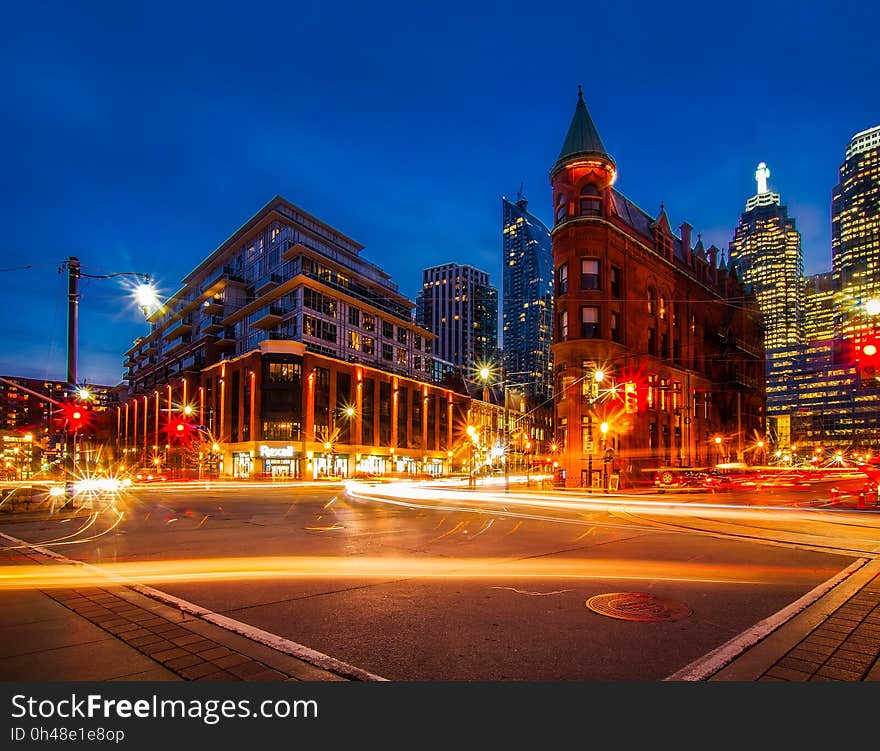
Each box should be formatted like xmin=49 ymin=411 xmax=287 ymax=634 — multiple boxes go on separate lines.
xmin=416 ymin=263 xmax=498 ymax=371
xmin=728 ymin=163 xmax=804 ymax=421
xmin=773 ymin=126 xmax=880 ymax=454
xmin=833 ymin=125 xmax=880 ymax=344
xmin=501 ymin=194 xmax=553 ymax=399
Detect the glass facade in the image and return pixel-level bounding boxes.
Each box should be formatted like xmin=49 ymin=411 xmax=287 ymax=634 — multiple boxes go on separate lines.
xmin=833 ymin=125 xmax=880 ymax=343
xmin=415 ymin=264 xmax=498 ymax=369
xmin=501 ymin=196 xmax=553 ymax=399
xmin=125 ymin=196 xmax=438 ymax=394
xmin=728 ymin=166 xmax=804 ymax=418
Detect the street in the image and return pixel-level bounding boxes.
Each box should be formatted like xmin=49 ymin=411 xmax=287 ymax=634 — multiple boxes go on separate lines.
xmin=3 ymin=476 xmax=878 ymax=680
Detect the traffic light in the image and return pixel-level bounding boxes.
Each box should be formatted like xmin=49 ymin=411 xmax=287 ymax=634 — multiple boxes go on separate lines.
xmin=58 ymin=400 xmax=94 ymax=433
xmin=163 ymin=417 xmax=195 ymax=444
xmin=859 ymin=338 xmax=880 ymax=388
xmin=623 ymin=382 xmax=638 ymax=413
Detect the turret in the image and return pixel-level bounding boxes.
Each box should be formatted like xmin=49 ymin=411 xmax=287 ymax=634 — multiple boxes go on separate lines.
xmin=550 ymin=87 xmax=616 ymax=225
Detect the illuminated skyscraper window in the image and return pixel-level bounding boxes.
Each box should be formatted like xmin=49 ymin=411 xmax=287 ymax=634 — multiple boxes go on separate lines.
xmin=416 ymin=263 xmax=497 ymax=369
xmin=729 ymin=164 xmax=804 ymax=419
xmin=502 ymin=194 xmax=553 ymax=399
xmin=833 ymin=124 xmax=880 ymax=344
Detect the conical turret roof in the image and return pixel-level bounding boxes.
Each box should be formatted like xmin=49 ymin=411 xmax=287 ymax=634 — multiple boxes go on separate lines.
xmin=552 ymin=87 xmax=613 ymax=175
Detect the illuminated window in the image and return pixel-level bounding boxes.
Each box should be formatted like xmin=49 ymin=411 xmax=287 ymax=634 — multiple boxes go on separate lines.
xmin=559 ymin=309 xmax=569 ymax=341
xmin=362 ymin=336 xmax=375 ymax=356
xmin=581 ymin=259 xmax=600 ymax=290
xmin=580 ymin=306 xmax=599 ymax=338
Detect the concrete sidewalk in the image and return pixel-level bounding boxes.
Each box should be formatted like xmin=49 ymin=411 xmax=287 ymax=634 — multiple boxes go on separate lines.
xmin=0 ymin=546 xmax=351 ymax=682
xmin=705 ymin=557 xmax=880 ymax=681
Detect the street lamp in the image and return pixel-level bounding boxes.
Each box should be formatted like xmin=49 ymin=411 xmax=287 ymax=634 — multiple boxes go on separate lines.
xmin=59 ymin=256 xmax=159 ymax=387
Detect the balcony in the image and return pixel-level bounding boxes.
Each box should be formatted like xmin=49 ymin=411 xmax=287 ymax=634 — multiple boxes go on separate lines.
xmin=255 ymin=273 xmax=283 ymax=296
xmin=201 ymin=266 xmax=248 ymax=296
xmin=199 ymin=315 xmax=225 ymax=335
xmin=201 ymin=296 xmax=224 ymax=315
xmin=250 ymin=304 xmax=285 ymax=329
xmin=215 ymin=327 xmax=237 ymax=348
xmin=164 ymin=317 xmax=193 ymax=340
xmin=141 ymin=341 xmax=158 ymax=356
xmin=278 ymin=240 xmax=300 ymax=261
xmin=163 ymin=335 xmax=192 ymax=357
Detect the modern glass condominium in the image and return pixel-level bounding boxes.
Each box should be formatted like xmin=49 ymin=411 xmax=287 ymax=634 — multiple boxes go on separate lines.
xmin=501 ymin=195 xmax=553 ymax=398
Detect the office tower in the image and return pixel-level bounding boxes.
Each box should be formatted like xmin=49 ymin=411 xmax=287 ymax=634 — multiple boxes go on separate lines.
xmin=416 ymin=263 xmax=498 ymax=370
xmin=549 ymin=89 xmax=764 ymax=488
xmin=833 ymin=125 xmax=880 ymax=344
xmin=728 ymin=163 xmax=804 ymax=424
xmin=501 ymin=194 xmax=554 ymax=399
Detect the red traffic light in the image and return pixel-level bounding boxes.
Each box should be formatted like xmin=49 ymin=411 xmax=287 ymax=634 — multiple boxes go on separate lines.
xmin=57 ymin=400 xmax=94 ymax=433
xmin=859 ymin=338 xmax=880 ymax=387
xmin=163 ymin=417 xmax=196 ymax=444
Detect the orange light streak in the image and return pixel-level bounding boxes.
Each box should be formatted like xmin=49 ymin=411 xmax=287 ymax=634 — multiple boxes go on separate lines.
xmin=0 ymin=555 xmax=836 ymax=591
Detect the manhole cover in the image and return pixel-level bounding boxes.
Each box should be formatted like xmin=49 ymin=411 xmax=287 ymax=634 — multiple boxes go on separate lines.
xmin=586 ymin=592 xmax=692 ymax=622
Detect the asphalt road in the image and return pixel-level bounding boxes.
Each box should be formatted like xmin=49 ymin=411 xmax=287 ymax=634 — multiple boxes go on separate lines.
xmin=2 ymin=479 xmax=876 ymax=680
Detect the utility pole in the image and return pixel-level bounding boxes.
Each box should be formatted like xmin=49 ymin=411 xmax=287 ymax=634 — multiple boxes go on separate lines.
xmin=64 ymin=256 xmax=81 ymax=386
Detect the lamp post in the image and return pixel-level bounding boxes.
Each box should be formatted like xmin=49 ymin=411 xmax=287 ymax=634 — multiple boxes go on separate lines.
xmin=59 ymin=256 xmax=159 ymax=387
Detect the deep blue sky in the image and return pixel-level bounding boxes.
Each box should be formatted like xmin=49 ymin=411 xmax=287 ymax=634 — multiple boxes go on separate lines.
xmin=1 ymin=1 xmax=876 ymax=386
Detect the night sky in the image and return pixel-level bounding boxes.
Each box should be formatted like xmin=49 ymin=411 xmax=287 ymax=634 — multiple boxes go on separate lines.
xmin=1 ymin=1 xmax=876 ymax=387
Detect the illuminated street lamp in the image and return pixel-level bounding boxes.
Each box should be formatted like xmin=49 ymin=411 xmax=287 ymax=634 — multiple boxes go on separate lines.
xmin=714 ymin=435 xmax=724 ymax=464
xmin=60 ymin=256 xmax=159 ymax=387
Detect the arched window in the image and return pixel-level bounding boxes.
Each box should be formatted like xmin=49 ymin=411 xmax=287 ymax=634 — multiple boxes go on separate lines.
xmin=579 ymin=184 xmax=602 ymax=217
xmin=648 ymin=287 xmax=657 ymax=315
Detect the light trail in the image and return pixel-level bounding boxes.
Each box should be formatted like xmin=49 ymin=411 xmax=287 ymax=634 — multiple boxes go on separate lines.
xmin=344 ymin=479 xmax=880 ymax=535
xmin=0 ymin=554 xmax=840 ymax=591
xmin=0 ymin=509 xmax=125 ymax=551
